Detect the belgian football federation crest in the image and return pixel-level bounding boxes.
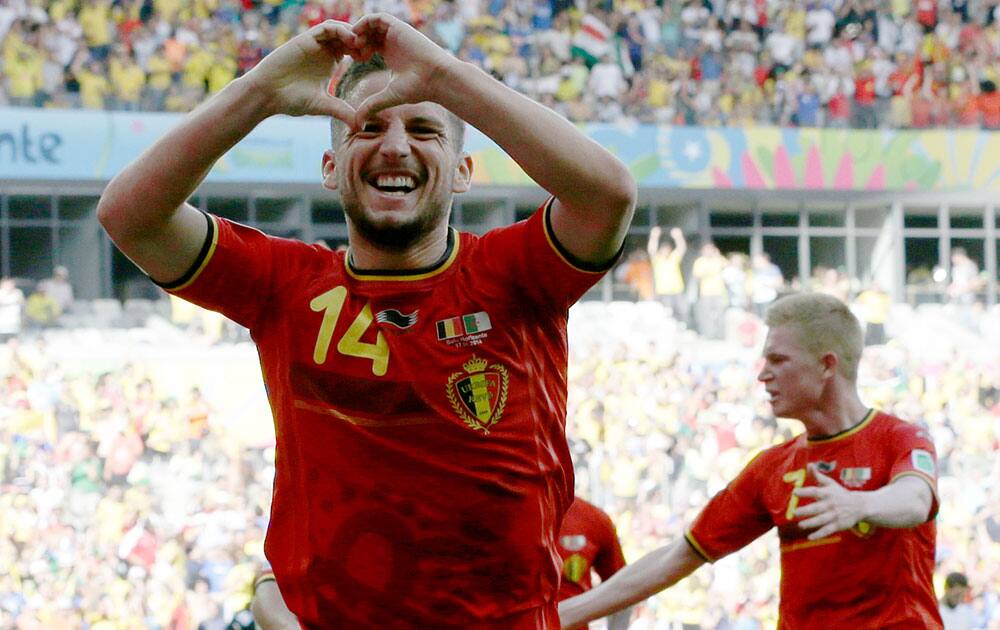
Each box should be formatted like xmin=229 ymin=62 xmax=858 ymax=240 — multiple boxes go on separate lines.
xmin=446 ymin=356 xmax=509 ymax=434
xmin=563 ymin=554 xmax=588 ymax=584
xmin=851 ymin=519 xmax=876 ymax=538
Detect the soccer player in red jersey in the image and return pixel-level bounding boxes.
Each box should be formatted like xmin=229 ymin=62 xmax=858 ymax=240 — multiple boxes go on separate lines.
xmin=96 ymin=13 xmax=635 ymax=629
xmin=557 ymin=497 xmax=630 ymax=630
xmin=252 ymin=495 xmax=633 ymax=629
xmin=560 ymin=293 xmax=942 ymax=629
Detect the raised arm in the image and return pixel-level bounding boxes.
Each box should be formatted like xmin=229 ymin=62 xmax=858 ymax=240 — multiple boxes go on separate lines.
xmin=647 ymin=226 xmax=662 ymax=258
xmin=350 ymin=13 xmax=636 ymax=266
xmin=96 ymin=21 xmax=359 ymax=284
xmin=558 ymin=539 xmax=705 ymax=630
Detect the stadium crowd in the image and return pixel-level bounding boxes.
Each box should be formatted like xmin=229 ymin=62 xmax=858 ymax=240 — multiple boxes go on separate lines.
xmin=3 ymin=0 xmax=1000 ymax=128
xmin=1 ymin=288 xmax=998 ymax=627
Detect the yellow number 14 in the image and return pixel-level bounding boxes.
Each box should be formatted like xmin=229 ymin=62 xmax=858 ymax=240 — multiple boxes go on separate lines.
xmin=310 ymin=286 xmax=389 ymax=376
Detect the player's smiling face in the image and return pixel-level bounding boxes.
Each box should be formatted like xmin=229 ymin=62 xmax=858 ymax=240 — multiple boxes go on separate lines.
xmin=322 ymin=71 xmax=472 ymax=251
xmin=757 ymin=324 xmax=825 ymax=419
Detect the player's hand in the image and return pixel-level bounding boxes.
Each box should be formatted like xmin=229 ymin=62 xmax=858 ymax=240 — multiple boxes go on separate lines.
xmin=669 ymin=227 xmax=683 ymax=240
xmin=349 ymin=13 xmax=457 ymax=125
xmin=793 ymin=464 xmax=866 ymax=540
xmin=246 ymin=20 xmax=359 ymax=122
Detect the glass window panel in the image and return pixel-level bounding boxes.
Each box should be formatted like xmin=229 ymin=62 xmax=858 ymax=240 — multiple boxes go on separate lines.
xmin=9 ymin=195 xmax=51 ymax=220
xmin=949 ymin=209 xmax=983 ymax=229
xmin=762 ymin=236 xmax=798 ymax=283
xmin=10 ymin=226 xmax=54 ymax=280
xmin=207 ymin=197 xmax=249 ymax=222
xmin=762 ymin=212 xmax=799 ymax=227
xmin=58 ymin=196 xmax=99 ymax=221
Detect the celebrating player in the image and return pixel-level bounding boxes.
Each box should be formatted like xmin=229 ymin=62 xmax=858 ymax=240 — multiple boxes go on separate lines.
xmin=251 ymin=495 xmax=634 ymax=629
xmin=559 ymin=293 xmax=942 ymax=629
xmin=557 ymin=497 xmax=631 ymax=630
xmin=97 ymin=13 xmax=635 ymax=629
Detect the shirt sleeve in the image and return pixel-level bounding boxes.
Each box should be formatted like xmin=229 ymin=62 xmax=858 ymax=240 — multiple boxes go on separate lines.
xmin=686 ymin=452 xmax=774 ymax=563
xmin=474 ymin=198 xmax=622 ymax=313
xmin=886 ymin=421 xmax=940 ymax=521
xmin=157 ymin=214 xmax=322 ymax=330
xmin=592 ymin=509 xmax=627 ymax=581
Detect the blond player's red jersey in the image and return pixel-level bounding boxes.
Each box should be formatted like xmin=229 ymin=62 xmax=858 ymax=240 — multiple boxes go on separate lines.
xmin=556 ymin=497 xmax=627 ymax=600
xmin=686 ymin=410 xmax=942 ymax=629
xmin=162 ymin=201 xmax=614 ymax=628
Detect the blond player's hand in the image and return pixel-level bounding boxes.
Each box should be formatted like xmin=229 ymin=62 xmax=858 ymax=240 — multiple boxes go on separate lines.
xmin=349 ymin=13 xmax=457 ymax=125
xmin=247 ymin=20 xmax=359 ymax=122
xmin=793 ymin=464 xmax=866 ymax=540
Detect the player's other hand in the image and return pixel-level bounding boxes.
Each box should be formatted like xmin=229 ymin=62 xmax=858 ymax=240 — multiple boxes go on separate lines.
xmin=793 ymin=464 xmax=865 ymax=540
xmin=247 ymin=20 xmax=359 ymax=123
xmin=349 ymin=13 xmax=457 ymax=126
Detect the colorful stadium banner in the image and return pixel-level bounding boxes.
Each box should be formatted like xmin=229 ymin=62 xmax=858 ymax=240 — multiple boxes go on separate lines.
xmin=2 ymin=107 xmax=1000 ymax=191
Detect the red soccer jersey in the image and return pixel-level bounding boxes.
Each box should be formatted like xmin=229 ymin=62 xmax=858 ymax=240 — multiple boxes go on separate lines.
xmin=556 ymin=498 xmax=626 ymax=600
xmin=686 ymin=410 xmax=942 ymax=629
xmin=163 ymin=201 xmax=613 ymax=628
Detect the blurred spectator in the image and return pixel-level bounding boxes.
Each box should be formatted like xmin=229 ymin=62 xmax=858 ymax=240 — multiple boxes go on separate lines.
xmin=38 ymin=266 xmax=75 ymax=315
xmin=722 ymin=252 xmax=750 ymax=310
xmin=0 ymin=278 xmax=24 ymax=340
xmin=979 ymin=80 xmax=1000 ymax=129
xmin=940 ymin=571 xmax=975 ymax=630
xmin=72 ymin=55 xmax=110 ymax=109
xmin=947 ymin=247 xmax=982 ymax=305
xmin=750 ymin=252 xmax=783 ymax=317
xmin=692 ymin=241 xmax=727 ymax=339
xmin=618 ymin=248 xmax=654 ymax=302
xmin=109 ymin=48 xmax=145 ymax=110
xmin=856 ymin=282 xmax=891 ymax=345
xmin=647 ymin=226 xmax=687 ymax=321
xmin=24 ymin=285 xmax=60 ymax=329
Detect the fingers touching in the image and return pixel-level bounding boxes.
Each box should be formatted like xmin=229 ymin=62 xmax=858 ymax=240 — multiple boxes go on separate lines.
xmin=352 ymin=14 xmax=392 ymax=60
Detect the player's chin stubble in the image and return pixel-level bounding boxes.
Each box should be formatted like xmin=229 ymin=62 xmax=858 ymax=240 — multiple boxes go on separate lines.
xmin=343 ymin=200 xmax=450 ymax=252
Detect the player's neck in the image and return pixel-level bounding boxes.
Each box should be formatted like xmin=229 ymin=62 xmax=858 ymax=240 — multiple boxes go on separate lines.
xmin=347 ymin=226 xmax=451 ymax=272
xmin=800 ymin=387 xmax=870 ymax=439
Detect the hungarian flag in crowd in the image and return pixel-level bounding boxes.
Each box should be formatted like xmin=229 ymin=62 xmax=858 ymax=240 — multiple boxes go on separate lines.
xmin=571 ymin=13 xmax=611 ymax=65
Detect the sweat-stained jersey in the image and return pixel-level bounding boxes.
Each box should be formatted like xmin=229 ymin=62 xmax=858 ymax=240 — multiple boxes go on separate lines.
xmin=686 ymin=410 xmax=942 ymax=629
xmin=160 ymin=200 xmax=614 ymax=629
xmin=556 ymin=497 xmax=626 ymax=600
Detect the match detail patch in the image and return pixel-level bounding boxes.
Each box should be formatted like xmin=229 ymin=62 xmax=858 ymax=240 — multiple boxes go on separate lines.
xmin=911 ymin=450 xmax=935 ymax=477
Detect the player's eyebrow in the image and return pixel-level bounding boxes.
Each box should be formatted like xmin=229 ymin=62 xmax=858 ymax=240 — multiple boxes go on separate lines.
xmin=407 ymin=116 xmax=446 ymax=130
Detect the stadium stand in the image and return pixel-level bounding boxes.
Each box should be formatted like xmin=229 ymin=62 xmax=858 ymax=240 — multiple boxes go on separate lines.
xmin=2 ymin=0 xmax=1000 ymax=128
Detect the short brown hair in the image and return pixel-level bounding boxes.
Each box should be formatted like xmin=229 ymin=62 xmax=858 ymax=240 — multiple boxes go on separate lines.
xmin=329 ymin=54 xmax=466 ymax=152
xmin=765 ymin=292 xmax=863 ymax=380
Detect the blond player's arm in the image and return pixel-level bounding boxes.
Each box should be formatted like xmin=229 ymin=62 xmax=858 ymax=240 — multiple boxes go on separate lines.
xmin=251 ymin=578 xmax=300 ymax=630
xmin=559 ymin=539 xmax=705 ymax=630
xmin=795 ymin=468 xmax=933 ymax=540
xmin=97 ymin=21 xmax=358 ymax=284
